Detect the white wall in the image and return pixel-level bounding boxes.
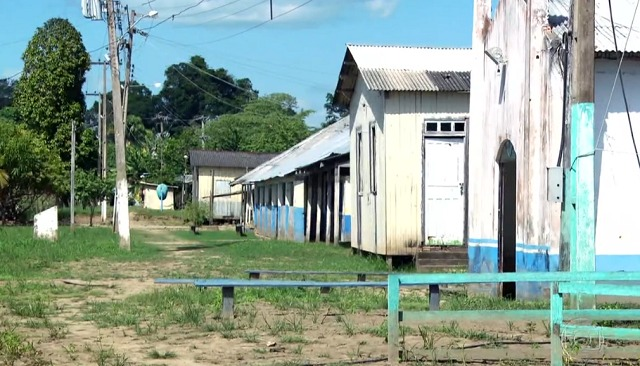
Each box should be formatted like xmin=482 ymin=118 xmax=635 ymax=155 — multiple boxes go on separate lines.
xmin=594 ymin=59 xmax=640 ymax=259
xmin=384 ymin=91 xmax=469 ymax=255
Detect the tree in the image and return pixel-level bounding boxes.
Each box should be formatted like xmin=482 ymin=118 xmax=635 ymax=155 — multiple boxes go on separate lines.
xmin=13 ymin=18 xmax=92 ymax=198
xmin=159 ymin=55 xmax=257 ymax=127
xmin=322 ymin=92 xmax=348 ymax=128
xmin=76 ymin=169 xmax=111 ymax=226
xmin=0 ymin=158 xmax=8 ymax=189
xmin=205 ymin=93 xmax=312 ymax=153
xmin=0 ymin=118 xmax=60 ymax=222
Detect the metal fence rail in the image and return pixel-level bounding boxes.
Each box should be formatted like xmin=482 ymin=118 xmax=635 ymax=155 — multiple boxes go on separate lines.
xmin=387 ymin=271 xmax=640 ymax=365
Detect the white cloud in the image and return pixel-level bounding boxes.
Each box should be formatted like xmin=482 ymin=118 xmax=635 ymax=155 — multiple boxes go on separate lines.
xmin=153 ymin=82 xmax=162 ymax=89
xmin=364 ymin=0 xmax=399 ymax=18
xmin=128 ymin=0 xmax=398 ymax=26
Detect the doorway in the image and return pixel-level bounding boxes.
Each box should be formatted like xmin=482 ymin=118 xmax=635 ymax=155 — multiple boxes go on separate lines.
xmin=497 ymin=140 xmax=517 ymax=299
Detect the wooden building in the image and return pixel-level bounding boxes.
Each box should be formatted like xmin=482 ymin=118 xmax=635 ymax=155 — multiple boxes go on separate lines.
xmin=332 ymin=44 xmax=472 ymax=262
xmin=232 ymin=118 xmax=351 ymax=243
xmin=467 ymin=0 xmax=640 ymax=298
xmin=189 ymin=150 xmax=277 ymax=222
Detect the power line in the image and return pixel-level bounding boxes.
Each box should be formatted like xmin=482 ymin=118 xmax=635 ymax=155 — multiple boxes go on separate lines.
xmin=172 ymin=66 xmax=244 ymax=111
xmin=196 ymin=0 xmax=314 ymax=45
xmin=183 ymin=62 xmax=256 ymax=95
xmin=187 ymin=0 xmax=266 ymax=25
xmin=596 ymin=0 xmax=640 ymax=169
xmin=140 ymin=0 xmax=206 ymax=31
xmin=173 ymin=0 xmax=245 ymax=19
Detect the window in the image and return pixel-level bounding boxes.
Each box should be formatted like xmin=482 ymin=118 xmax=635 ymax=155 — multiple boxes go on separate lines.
xmin=356 ymin=130 xmax=363 ymax=192
xmin=370 ymin=123 xmax=377 ymax=193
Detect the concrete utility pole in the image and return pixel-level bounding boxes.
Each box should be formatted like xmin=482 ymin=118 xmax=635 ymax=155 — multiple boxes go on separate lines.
xmin=101 ymin=60 xmax=108 ymax=223
xmin=562 ymin=0 xmax=596 ymax=309
xmin=122 ymin=7 xmax=134 ymax=128
xmin=106 ymin=0 xmax=131 ymax=250
xmin=70 ymin=120 xmax=76 ymax=232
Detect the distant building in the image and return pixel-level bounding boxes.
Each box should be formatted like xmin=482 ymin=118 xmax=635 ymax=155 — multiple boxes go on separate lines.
xmin=233 ymin=118 xmax=351 ymax=243
xmin=189 ymin=150 xmax=277 ymax=222
xmin=332 ymin=44 xmax=472 ymax=263
xmin=140 ymin=182 xmax=177 ymax=210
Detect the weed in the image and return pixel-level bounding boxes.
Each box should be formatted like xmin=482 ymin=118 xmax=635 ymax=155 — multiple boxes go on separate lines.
xmin=281 ymin=335 xmax=308 ymax=344
xmin=6 ymin=297 xmax=49 ymax=318
xmin=148 ymin=349 xmax=177 ymax=359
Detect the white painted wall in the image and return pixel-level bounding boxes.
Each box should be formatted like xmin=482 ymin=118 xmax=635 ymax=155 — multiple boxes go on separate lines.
xmin=384 ymin=91 xmax=469 ymax=255
xmin=594 ymin=59 xmax=640 ymax=256
xmin=468 ymin=0 xmax=563 ymax=254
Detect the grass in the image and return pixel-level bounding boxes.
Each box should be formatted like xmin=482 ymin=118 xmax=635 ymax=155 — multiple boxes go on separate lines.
xmin=0 ymin=226 xmax=160 ymax=280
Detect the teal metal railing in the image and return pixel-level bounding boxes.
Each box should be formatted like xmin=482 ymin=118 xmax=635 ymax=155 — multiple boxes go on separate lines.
xmin=550 ymin=281 xmax=640 ymax=365
xmin=387 ymin=271 xmax=640 ymax=365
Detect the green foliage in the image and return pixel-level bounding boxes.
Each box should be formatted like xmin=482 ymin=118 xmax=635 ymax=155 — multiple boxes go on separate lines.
xmin=13 ymin=18 xmax=93 ymax=201
xmin=14 ymin=18 xmax=91 ymax=160
xmin=159 ymin=55 xmax=257 ymax=124
xmin=75 ymin=169 xmax=112 ymax=226
xmin=182 ymin=201 xmax=208 ymax=231
xmin=205 ymin=93 xmax=312 ymax=152
xmin=322 ymin=92 xmax=348 ymax=127
xmin=0 ymin=118 xmax=61 ymax=222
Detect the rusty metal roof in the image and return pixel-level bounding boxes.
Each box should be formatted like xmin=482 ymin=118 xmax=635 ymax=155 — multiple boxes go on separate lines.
xmin=231 ymin=117 xmax=350 ymax=186
xmin=548 ymin=0 xmax=640 ymax=54
xmin=359 ymin=69 xmax=470 ymax=92
xmin=189 ymin=150 xmax=278 ymax=169
xmin=333 ymin=44 xmax=472 ymax=108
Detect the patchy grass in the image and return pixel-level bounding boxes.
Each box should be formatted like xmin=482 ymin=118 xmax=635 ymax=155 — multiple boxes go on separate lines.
xmin=0 ymin=226 xmax=160 ymax=280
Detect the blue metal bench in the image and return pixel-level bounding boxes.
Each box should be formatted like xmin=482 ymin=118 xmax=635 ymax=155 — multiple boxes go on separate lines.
xmin=154 ymin=278 xmax=390 ymax=318
xmin=387 ymin=271 xmax=640 ymax=365
xmin=245 ymin=269 xmax=390 ymax=282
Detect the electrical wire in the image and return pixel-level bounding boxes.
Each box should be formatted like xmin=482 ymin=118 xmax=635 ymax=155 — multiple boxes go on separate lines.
xmin=172 ymin=66 xmax=244 ymax=111
xmin=196 ymin=0 xmax=314 ymax=45
xmin=174 ymin=0 xmax=245 ymax=19
xmin=140 ymin=0 xmax=207 ymax=31
xmin=186 ymin=0 xmax=267 ymax=25
xmin=597 ymin=0 xmax=640 ymax=169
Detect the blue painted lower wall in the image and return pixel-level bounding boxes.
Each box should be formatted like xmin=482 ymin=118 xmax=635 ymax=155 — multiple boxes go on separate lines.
xmin=341 ymin=215 xmax=351 ymax=242
xmin=253 ymin=204 xmax=305 ymax=242
xmin=468 ymin=238 xmax=640 ymax=299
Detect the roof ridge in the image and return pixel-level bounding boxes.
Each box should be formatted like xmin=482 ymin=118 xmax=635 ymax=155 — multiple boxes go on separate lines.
xmin=346 ymin=43 xmax=471 ymax=50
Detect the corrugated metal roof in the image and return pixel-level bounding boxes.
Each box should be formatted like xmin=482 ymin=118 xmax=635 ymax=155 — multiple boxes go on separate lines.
xmin=232 ymin=117 xmax=350 ymax=186
xmin=189 ymin=150 xmax=278 ymax=169
xmin=346 ymin=44 xmax=473 ymax=72
xmin=548 ymin=0 xmax=640 ymax=53
xmin=333 ymin=44 xmax=472 ymax=108
xmin=359 ymin=69 xmax=470 ymax=92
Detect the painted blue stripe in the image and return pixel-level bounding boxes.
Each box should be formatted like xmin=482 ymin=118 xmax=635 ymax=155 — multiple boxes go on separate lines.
xmin=468 ymin=238 xmax=551 ymax=251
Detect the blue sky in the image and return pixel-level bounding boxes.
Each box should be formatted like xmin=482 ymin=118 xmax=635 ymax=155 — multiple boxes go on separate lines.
xmin=0 ymin=0 xmax=477 ymax=127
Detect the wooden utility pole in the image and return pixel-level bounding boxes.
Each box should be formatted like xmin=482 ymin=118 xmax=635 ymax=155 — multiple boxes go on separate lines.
xmin=562 ymin=0 xmax=596 ymax=309
xmin=70 ymin=120 xmax=76 ymax=232
xmin=106 ymin=0 xmax=131 ymax=250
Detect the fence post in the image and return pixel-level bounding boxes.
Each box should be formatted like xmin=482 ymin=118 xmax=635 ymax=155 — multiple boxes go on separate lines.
xmin=550 ymin=282 xmax=564 ymax=366
xmin=387 ymin=274 xmax=400 ymax=365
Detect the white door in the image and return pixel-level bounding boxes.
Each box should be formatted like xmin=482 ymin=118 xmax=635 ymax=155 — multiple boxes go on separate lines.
xmin=424 ymin=137 xmax=465 ymax=245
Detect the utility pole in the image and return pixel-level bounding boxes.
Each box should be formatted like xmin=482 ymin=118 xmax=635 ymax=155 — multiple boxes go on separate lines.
xmin=101 ymin=60 xmax=108 ymax=223
xmin=70 ymin=120 xmax=76 ymax=232
xmin=106 ymin=0 xmax=131 ymax=250
xmin=122 ymin=7 xmax=134 ymax=128
xmin=562 ymin=0 xmax=596 ymax=309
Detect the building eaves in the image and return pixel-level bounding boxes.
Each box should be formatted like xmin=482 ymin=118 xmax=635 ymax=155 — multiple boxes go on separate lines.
xmin=548 ymin=0 xmax=640 ymax=54
xmin=232 ymin=117 xmax=350 ymax=186
xmin=360 ymin=69 xmax=470 ymax=92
